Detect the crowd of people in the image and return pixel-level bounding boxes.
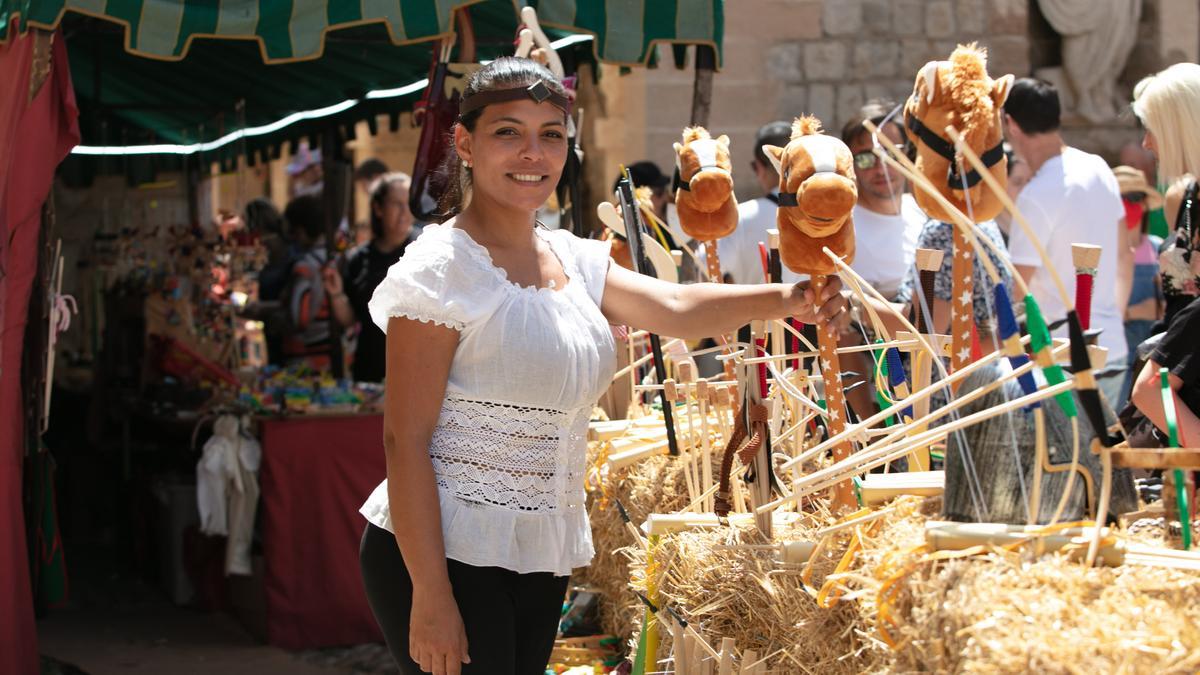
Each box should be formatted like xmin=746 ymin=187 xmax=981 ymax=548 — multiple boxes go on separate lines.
xmin=616 ymin=72 xmax=1196 ymax=419
xmin=229 ymin=63 xmax=1198 ymax=449
xmin=228 ymin=156 xmax=424 ymax=382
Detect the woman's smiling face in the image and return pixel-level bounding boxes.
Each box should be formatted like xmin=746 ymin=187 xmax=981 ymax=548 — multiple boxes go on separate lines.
xmin=456 ymin=98 xmax=568 ymax=213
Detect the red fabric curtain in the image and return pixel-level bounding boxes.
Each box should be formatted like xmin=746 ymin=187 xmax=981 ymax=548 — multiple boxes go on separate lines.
xmin=0 ymin=22 xmax=79 ymax=675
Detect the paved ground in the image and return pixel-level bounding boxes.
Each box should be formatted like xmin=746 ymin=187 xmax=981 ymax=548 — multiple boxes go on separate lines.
xmin=36 ymin=538 xmax=396 ymax=675
xmin=39 ymin=603 xmax=343 ymax=675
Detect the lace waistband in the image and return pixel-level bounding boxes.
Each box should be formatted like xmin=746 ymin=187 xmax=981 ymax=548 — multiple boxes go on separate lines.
xmin=429 ymin=395 xmax=590 ymax=513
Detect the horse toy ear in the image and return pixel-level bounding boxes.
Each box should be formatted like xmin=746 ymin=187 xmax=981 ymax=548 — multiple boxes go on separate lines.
xmin=917 ymin=60 xmax=940 ymax=104
xmin=716 ymin=134 xmax=730 ymax=148
xmin=673 ymin=142 xmax=683 ymax=155
xmin=992 ymin=73 xmax=1014 ymax=108
xmin=762 ymin=144 xmax=784 ymax=175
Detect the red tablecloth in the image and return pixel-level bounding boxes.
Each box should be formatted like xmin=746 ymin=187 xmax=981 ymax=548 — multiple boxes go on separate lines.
xmin=259 ymin=414 xmax=386 ymax=649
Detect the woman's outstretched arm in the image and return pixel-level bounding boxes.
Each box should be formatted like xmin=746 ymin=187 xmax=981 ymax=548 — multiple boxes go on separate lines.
xmin=600 ymin=262 xmax=848 ymax=340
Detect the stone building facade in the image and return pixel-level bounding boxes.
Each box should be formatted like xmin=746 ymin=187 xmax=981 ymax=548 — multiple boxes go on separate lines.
xmin=586 ymin=0 xmax=1200 ymax=204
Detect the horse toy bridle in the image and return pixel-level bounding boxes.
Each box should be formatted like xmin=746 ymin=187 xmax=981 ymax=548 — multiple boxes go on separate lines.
xmin=904 ymin=105 xmax=1004 ymax=190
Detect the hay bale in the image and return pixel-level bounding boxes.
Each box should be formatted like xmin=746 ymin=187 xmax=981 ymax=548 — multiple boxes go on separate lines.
xmin=621 ymin=499 xmax=939 ymax=672
xmin=851 ymin=503 xmax=1200 ymax=673
xmin=574 ymin=445 xmax=707 ymax=641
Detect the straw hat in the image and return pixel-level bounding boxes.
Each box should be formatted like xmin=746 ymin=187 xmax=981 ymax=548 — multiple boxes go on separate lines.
xmin=1112 ymin=165 xmax=1164 ymax=210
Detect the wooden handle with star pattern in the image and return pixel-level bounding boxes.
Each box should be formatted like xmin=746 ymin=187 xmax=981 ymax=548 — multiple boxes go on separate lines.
xmin=950 ymin=225 xmax=974 ymax=384
xmin=812 ymin=274 xmax=857 ymax=511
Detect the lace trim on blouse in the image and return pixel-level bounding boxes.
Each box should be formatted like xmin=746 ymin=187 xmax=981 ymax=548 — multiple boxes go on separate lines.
xmin=431 ymin=394 xmax=590 ymax=513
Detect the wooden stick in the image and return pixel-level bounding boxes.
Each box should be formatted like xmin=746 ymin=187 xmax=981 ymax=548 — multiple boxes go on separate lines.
xmin=949 ymin=209 xmax=976 ymax=376
xmin=910 ymin=247 xmax=945 ymax=472
xmin=1030 ymin=408 xmax=1046 ymax=524
xmin=789 ymin=380 xmax=1073 ymax=500
xmin=925 ymin=520 xmax=1125 ymax=567
xmin=1087 ymin=437 xmax=1114 ymax=567
xmin=679 ymin=364 xmax=707 ymax=512
xmin=1044 ymin=417 xmax=1093 ymax=525
xmin=746 ymin=321 xmax=776 ymax=532
xmin=811 ymin=275 xmax=857 ymax=511
xmin=712 ymin=386 xmax=732 ymax=449
xmin=738 ymin=649 xmax=759 ymax=675
xmin=613 ymin=338 xmax=684 ymax=382
xmin=778 ymin=255 xmax=1013 ymax=473
xmin=780 ymin=345 xmax=1001 ymax=472
xmin=718 ymin=637 xmax=736 ymax=675
xmin=784 ymin=334 xmax=1064 ymax=474
xmin=761 ymin=379 xmax=1076 ymax=510
xmin=703 ymin=239 xmax=723 ymax=284
xmin=672 ymin=621 xmax=689 ymax=674
xmin=665 ymin=379 xmax=702 ymax=509
xmin=860 ymin=471 xmax=945 ymax=505
xmin=697 ymin=380 xmax=715 ymax=512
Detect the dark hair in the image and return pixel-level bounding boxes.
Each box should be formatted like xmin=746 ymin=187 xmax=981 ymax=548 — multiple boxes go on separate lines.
xmin=612 ymin=161 xmax=670 ymax=195
xmin=368 ymin=172 xmax=412 ymax=239
xmin=753 ymin=121 xmax=792 ymax=170
xmin=354 ymin=157 xmax=390 ymax=182
xmin=1003 ymin=78 xmax=1061 ymax=134
xmin=284 ymin=194 xmax=324 ymax=241
xmin=436 ymin=57 xmax=569 ymax=219
xmin=841 ymin=99 xmax=903 ymax=146
xmin=244 ymin=197 xmax=283 ymax=235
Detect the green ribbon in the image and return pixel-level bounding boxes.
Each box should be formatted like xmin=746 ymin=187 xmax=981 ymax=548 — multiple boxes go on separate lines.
xmin=872 ymin=339 xmax=897 ymax=427
xmin=1024 ymin=294 xmax=1077 ymax=417
xmin=631 ymin=619 xmax=648 ymax=675
xmin=1160 ymin=367 xmax=1192 ymax=550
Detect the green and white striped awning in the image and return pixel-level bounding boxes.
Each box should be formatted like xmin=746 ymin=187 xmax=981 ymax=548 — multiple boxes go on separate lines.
xmin=1 ymin=0 xmax=722 ymax=169
xmin=1 ymin=0 xmax=723 ymax=67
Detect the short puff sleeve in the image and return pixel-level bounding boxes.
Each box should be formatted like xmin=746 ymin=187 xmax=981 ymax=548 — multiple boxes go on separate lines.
xmin=367 ymin=233 xmax=486 ymax=332
xmin=561 ymin=232 xmax=612 ymax=307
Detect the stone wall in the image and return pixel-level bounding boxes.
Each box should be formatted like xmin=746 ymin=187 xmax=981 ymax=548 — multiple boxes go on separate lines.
xmin=611 ymin=0 xmax=1198 ymax=204
xmin=619 ymin=0 xmax=1035 ymax=202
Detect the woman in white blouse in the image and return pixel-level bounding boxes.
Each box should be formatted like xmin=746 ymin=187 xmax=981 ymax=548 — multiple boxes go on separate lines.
xmin=358 ymin=57 xmax=847 ymax=675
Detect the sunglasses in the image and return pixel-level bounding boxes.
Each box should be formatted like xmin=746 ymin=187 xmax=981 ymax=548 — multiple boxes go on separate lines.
xmin=853 ymin=151 xmax=880 ymax=170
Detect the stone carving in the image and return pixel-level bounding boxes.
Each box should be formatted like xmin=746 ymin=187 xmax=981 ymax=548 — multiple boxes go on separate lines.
xmin=1034 ymin=0 xmax=1143 ymax=122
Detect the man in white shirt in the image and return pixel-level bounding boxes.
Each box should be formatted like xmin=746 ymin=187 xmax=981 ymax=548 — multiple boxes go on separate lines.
xmin=1003 ymin=78 xmax=1131 ymax=407
xmin=716 ymin=121 xmax=801 ymax=284
xmin=841 ymin=101 xmax=929 ymax=301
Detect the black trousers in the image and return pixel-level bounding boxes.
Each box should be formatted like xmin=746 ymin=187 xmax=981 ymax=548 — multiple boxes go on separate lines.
xmin=359 ymin=523 xmax=568 ymax=675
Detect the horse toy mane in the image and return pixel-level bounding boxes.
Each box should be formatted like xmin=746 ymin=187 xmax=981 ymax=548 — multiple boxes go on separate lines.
xmin=762 ymin=114 xmax=857 ymax=275
xmin=673 ymin=126 xmax=738 ymax=240
xmin=904 ymin=42 xmax=1012 ymax=223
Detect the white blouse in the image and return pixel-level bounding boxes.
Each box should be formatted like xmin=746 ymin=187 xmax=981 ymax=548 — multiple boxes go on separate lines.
xmin=359 ymin=223 xmax=617 ymax=576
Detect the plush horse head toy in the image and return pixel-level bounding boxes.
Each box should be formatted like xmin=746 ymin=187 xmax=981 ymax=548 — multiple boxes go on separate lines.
xmin=672 ymin=127 xmax=738 ymax=240
xmin=762 ymin=115 xmax=857 ymax=275
xmin=904 ymin=42 xmax=1013 ymax=223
